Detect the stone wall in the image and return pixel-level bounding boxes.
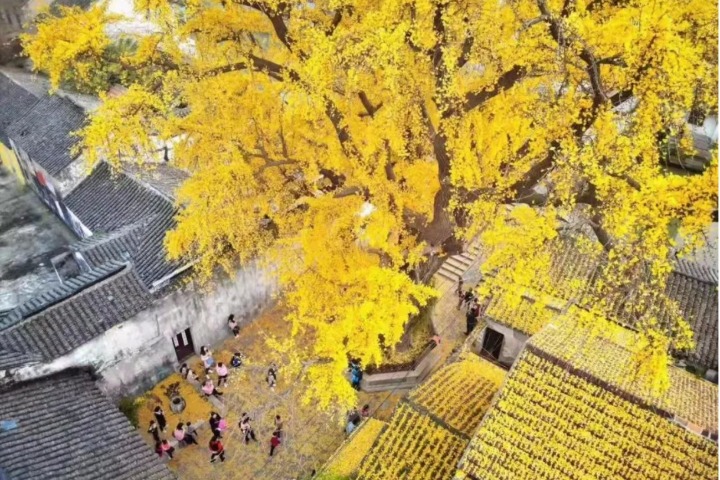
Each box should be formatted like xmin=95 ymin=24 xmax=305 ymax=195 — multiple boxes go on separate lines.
xmin=12 ymin=263 xmax=275 ymax=400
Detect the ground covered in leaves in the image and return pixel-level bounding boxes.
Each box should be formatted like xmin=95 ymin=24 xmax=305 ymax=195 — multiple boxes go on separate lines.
xmin=136 ymin=307 xmax=404 ymax=479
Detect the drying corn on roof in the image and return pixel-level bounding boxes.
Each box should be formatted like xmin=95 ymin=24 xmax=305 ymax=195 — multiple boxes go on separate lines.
xmin=455 ymin=320 xmax=718 ymax=480
xmin=356 ymin=356 xmax=506 ymax=480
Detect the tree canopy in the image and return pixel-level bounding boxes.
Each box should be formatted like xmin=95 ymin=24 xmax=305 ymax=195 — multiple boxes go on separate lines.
xmin=24 ymin=0 xmax=718 ymax=408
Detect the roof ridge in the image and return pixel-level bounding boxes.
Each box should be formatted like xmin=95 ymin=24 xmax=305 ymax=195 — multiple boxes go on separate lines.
xmin=0 ymin=261 xmax=128 ymax=331
xmin=674 ymin=258 xmax=719 ymax=285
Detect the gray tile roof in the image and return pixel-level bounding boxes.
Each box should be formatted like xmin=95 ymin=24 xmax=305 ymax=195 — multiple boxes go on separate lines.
xmin=0 ymin=74 xmax=38 ymax=146
xmin=72 ymin=222 xmax=143 ymax=267
xmin=122 ymin=162 xmax=189 ymax=201
xmin=6 ymin=95 xmax=85 ymax=176
xmin=675 ymin=258 xmax=718 ymax=284
xmin=0 ymin=369 xmax=175 ymax=480
xmin=0 ymin=263 xmax=151 ymax=362
xmin=66 ymin=162 xmax=184 ymax=288
xmin=0 ymin=261 xmax=127 ymax=331
xmin=666 ymin=266 xmax=718 ymax=370
xmin=133 ymin=211 xmax=182 ymax=288
xmin=65 ymin=162 xmax=175 ymax=234
xmin=0 ymin=348 xmax=44 ymax=371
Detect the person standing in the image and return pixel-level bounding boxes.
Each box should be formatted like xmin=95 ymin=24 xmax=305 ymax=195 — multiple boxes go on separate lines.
xmin=160 ymin=440 xmax=175 ymax=459
xmin=148 ymin=420 xmax=161 ymax=443
xmin=200 ymin=346 xmax=216 ymax=371
xmin=463 ymin=290 xmax=474 ymax=312
xmin=154 ymin=405 xmax=167 ymax=432
xmin=209 ymin=435 xmax=226 ymax=463
xmin=154 ymin=440 xmax=164 ymax=458
xmin=269 ymin=431 xmax=281 ymax=457
xmin=465 ymin=300 xmax=480 ymax=335
xmin=350 ymin=360 xmax=363 ymax=391
xmin=361 ymin=404 xmax=370 ymax=418
xmin=216 ymin=362 xmax=229 ymax=388
xmin=456 ymin=279 xmax=464 ymax=309
xmin=274 ymin=415 xmax=283 ymax=436
xmin=266 ymin=363 xmax=278 ymax=390
xmin=209 ymin=412 xmax=223 ymax=438
xmin=240 ymin=413 xmax=258 ymax=443
xmin=227 ymin=314 xmax=240 ymax=338
xmin=202 ymin=378 xmax=223 ymax=398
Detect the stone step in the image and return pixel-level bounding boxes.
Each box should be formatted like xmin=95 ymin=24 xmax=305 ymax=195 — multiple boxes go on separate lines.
xmin=458 ymin=252 xmax=476 ymax=263
xmin=446 ymin=256 xmax=472 ymax=270
xmin=436 ymin=268 xmax=461 ymax=282
xmin=440 ymin=261 xmax=465 ymax=277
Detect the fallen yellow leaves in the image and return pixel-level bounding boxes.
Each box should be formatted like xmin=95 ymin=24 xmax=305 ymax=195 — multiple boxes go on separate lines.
xmin=409 ymin=355 xmax=505 ymax=436
xmin=459 ymin=350 xmax=718 ymax=480
xmin=355 ymin=356 xmax=506 ymax=480
xmin=138 ymin=373 xmax=213 ymax=432
xmin=325 ymin=418 xmax=386 ymax=477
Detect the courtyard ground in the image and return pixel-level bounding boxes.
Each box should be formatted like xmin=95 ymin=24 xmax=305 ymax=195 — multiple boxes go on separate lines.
xmin=136 ymin=307 xmax=406 ymax=480
xmin=134 ymin=250 xmax=480 ymax=479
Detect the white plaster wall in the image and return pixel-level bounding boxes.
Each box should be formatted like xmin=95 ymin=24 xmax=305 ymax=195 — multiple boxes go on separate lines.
xmin=12 ymin=263 xmax=275 ymax=399
xmin=703 ymin=115 xmax=718 ymax=142
xmin=55 ymin=155 xmax=89 ymax=197
xmin=483 ymin=319 xmax=530 ymax=366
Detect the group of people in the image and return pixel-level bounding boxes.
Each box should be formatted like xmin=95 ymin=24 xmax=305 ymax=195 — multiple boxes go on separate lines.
xmin=345 ymin=404 xmax=370 ymax=435
xmin=149 ymin=405 xmax=198 ymax=460
xmin=457 ymin=280 xmax=490 ymax=335
xmin=179 ymin=347 xmax=247 ymax=400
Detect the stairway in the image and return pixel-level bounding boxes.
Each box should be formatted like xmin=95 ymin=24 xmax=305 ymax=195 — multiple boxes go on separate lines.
xmin=436 ymin=243 xmax=482 ymax=282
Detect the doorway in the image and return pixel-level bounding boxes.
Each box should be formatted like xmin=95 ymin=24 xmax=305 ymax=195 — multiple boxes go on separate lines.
xmin=481 ymin=328 xmax=504 ymax=361
xmin=172 ymin=328 xmax=195 ymax=362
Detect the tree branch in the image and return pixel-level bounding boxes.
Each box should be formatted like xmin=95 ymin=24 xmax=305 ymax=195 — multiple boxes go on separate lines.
xmin=234 ymin=1 xmax=294 ymax=51
xmin=204 ymin=54 xmax=291 ymax=81
xmin=358 ymin=91 xmax=382 ymax=118
xmin=461 ymin=65 xmax=527 ymax=114
xmin=598 ymin=55 xmax=627 ymax=67
xmin=325 ymin=97 xmax=359 ymax=157
xmin=326 ymin=7 xmax=351 ymax=36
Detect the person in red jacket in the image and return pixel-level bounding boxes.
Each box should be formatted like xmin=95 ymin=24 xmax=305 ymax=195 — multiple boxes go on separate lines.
xmin=209 ymin=435 xmax=225 ymax=463
xmin=269 ymin=431 xmax=281 ymax=457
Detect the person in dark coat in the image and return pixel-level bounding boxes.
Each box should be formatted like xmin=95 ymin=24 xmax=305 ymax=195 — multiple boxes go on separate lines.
xmin=148 ymin=420 xmax=161 ymax=443
xmin=209 ymin=412 xmax=223 ymax=438
xmin=465 ymin=300 xmax=480 ymax=335
xmin=456 ymin=279 xmax=465 ymax=309
xmin=154 ymin=405 xmax=167 ymax=432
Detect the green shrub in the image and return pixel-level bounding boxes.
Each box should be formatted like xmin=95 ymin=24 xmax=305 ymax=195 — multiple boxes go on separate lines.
xmin=118 ymin=397 xmax=140 ymax=429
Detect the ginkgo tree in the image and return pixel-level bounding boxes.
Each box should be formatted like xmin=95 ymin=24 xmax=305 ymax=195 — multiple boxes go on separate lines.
xmin=24 ymin=0 xmax=717 ymax=408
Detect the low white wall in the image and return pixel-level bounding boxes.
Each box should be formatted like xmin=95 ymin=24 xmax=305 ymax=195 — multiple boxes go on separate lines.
xmin=12 ymin=264 xmax=275 ymax=399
